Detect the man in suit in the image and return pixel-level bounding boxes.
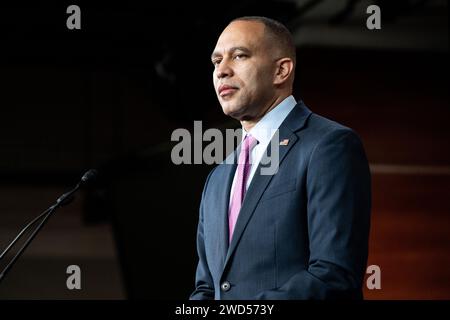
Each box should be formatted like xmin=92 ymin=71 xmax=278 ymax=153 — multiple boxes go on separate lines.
xmin=190 ymin=16 xmax=371 ymax=300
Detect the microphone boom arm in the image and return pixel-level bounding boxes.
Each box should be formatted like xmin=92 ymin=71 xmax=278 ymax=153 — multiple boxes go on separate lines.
xmin=0 ymin=169 xmax=97 ymax=284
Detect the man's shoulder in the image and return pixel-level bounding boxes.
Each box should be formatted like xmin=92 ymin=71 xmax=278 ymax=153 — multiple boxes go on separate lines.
xmin=306 ymin=112 xmax=353 ymax=135
xmin=291 ymin=109 xmax=365 ymax=159
xmin=289 ymin=101 xmax=356 ymax=138
xmin=301 ymin=109 xmax=363 ymax=142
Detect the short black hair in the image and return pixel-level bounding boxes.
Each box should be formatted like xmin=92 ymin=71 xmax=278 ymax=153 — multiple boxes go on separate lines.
xmin=230 ymin=16 xmax=296 ymax=66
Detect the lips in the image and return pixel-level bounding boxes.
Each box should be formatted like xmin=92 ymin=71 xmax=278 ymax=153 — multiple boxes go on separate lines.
xmin=218 ymin=84 xmax=238 ymax=97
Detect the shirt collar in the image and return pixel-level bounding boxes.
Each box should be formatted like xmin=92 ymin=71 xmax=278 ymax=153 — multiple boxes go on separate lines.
xmin=243 ymin=95 xmax=297 ymax=145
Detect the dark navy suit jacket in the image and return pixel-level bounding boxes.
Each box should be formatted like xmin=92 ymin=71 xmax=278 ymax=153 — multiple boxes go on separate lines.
xmin=190 ymin=101 xmax=371 ymax=300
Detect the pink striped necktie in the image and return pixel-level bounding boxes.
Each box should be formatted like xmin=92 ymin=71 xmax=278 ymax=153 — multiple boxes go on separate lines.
xmin=228 ymin=134 xmax=258 ymax=243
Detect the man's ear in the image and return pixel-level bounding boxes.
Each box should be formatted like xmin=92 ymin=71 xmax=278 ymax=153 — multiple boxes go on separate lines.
xmin=273 ymin=58 xmax=294 ymax=85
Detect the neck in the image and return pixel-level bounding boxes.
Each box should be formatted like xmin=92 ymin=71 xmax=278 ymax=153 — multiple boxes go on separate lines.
xmin=241 ymin=93 xmax=290 ymax=132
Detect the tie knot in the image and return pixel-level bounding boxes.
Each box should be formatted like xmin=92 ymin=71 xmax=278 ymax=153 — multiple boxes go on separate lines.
xmin=243 ymin=134 xmax=258 ymax=152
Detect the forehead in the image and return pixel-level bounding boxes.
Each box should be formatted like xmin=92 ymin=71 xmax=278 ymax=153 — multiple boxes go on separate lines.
xmin=214 ymin=21 xmax=266 ymax=53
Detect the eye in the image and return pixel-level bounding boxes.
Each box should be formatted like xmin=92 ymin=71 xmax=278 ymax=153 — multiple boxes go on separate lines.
xmin=234 ymin=54 xmax=247 ymax=60
xmin=212 ymin=59 xmax=221 ymax=67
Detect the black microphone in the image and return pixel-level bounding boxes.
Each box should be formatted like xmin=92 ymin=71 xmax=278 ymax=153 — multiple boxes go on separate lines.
xmin=81 ymin=169 xmax=98 ymax=184
xmin=0 ymin=169 xmax=98 ymax=283
xmin=55 ymin=169 xmax=98 ymax=205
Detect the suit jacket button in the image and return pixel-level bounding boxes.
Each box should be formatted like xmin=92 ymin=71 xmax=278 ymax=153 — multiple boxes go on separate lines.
xmin=221 ymin=281 xmax=231 ymax=292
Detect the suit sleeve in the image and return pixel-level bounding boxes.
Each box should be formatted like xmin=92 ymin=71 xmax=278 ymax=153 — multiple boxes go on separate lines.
xmin=189 ymin=170 xmax=215 ymax=300
xmin=255 ymin=128 xmax=371 ymax=299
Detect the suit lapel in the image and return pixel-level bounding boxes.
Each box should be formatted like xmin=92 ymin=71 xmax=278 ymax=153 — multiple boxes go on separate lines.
xmin=222 ymin=101 xmax=312 ymax=271
xmin=223 ymin=127 xmax=298 ymax=268
xmin=217 ymin=151 xmax=238 ymax=264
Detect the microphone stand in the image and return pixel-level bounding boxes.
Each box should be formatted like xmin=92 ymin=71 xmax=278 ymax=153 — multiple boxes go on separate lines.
xmin=0 ymin=170 xmax=97 ymax=284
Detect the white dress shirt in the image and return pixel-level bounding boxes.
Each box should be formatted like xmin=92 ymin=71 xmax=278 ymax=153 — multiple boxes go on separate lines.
xmin=229 ymin=95 xmax=297 ymax=205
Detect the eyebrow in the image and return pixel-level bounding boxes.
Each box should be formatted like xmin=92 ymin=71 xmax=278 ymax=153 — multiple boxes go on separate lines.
xmin=211 ymin=46 xmax=251 ymax=60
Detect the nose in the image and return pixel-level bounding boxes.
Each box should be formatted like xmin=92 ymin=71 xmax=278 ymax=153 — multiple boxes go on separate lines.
xmin=215 ymin=60 xmax=233 ymax=79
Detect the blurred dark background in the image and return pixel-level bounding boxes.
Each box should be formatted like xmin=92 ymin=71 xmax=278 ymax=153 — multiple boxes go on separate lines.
xmin=0 ymin=0 xmax=448 ymax=299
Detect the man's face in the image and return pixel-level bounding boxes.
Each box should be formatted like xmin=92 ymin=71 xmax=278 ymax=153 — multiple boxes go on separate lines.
xmin=211 ymin=21 xmax=277 ymax=121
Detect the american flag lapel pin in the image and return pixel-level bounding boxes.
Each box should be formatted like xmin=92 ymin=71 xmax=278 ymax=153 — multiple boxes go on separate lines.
xmin=279 ymin=139 xmax=289 ymax=146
